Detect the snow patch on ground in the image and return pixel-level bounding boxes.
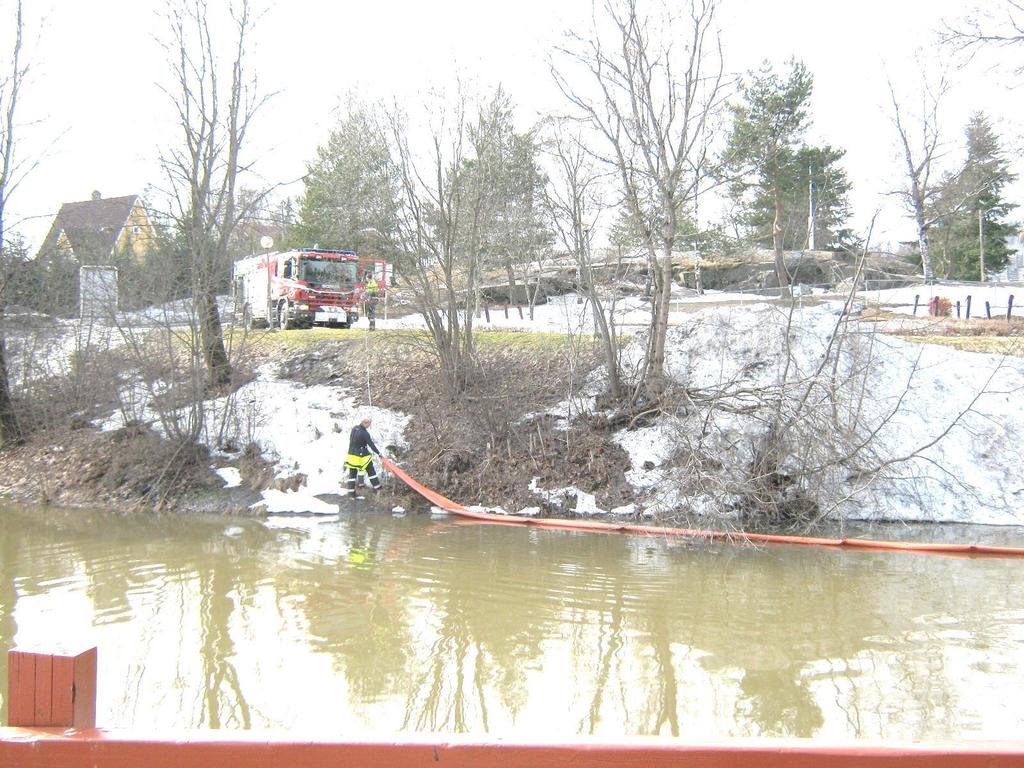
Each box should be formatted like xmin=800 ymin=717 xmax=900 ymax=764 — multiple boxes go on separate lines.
xmin=215 ymin=467 xmax=242 ymax=488
xmin=259 ymin=489 xmax=339 ymax=515
xmin=614 ymin=419 xmax=685 ymax=491
xmin=224 ymin=367 xmax=409 ymax=514
xmin=96 ymin=359 xmax=411 ymax=516
xmin=528 ymin=476 xmax=608 ymax=516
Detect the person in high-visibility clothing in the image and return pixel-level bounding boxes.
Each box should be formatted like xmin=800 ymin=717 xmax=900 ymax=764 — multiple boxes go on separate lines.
xmin=344 ymin=417 xmax=382 ymax=495
xmin=365 ymin=276 xmax=379 ymax=331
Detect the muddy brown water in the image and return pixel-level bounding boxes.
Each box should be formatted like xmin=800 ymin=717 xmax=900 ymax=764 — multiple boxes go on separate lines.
xmin=1 ymin=501 xmax=1023 ymax=740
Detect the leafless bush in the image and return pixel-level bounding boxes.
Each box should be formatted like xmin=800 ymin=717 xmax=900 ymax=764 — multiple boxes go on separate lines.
xmin=6 ymin=317 xmax=128 ymax=431
xmin=619 ymin=277 xmax=1021 ymax=533
xmin=619 ymin=303 xmax=890 ymax=530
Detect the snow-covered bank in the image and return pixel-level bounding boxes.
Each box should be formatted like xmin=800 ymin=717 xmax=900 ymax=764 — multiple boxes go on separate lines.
xmin=204 ymin=366 xmax=410 ymax=514
xmin=604 ymin=304 xmax=1023 ymax=524
xmin=240 ymin=301 xmax=1022 ymax=526
xmin=56 ymin=293 xmax=1021 ymax=527
xmin=215 ymin=304 xmax=1024 ymax=525
xmin=97 ymin=363 xmax=410 ymax=516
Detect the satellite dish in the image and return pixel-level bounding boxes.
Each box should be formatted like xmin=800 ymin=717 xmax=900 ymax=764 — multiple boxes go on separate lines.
xmin=260 ymin=235 xmax=274 ymax=250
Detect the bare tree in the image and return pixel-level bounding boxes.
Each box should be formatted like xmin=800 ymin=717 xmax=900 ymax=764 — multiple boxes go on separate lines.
xmin=551 ymin=0 xmax=726 ymax=397
xmin=543 ymin=123 xmax=625 ymax=400
xmin=888 ymin=64 xmax=997 ymax=283
xmin=942 ymin=1 xmax=1024 ymax=74
xmin=476 ymin=92 xmax=552 ymax=319
xmin=160 ymin=0 xmax=267 ymax=391
xmin=0 ymin=0 xmax=26 ymax=445
xmin=888 ymin=68 xmax=951 ymax=283
xmin=388 ymin=88 xmax=507 ymax=394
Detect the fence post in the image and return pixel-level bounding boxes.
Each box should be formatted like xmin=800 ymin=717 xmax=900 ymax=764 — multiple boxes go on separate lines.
xmin=7 ymin=647 xmax=97 ymax=728
xmin=912 ymin=294 xmax=919 ymax=315
xmin=484 ymin=304 xmax=491 ymax=323
xmin=986 ymin=300 xmax=992 ymax=319
xmin=966 ymin=295 xmax=972 ymax=319
xmin=955 ymin=300 xmax=961 ymax=318
xmin=1008 ymin=295 xmax=1015 ymax=322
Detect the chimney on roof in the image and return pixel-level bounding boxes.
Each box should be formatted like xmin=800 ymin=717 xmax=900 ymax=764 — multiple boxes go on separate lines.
xmin=91 ymin=190 xmax=102 ymax=201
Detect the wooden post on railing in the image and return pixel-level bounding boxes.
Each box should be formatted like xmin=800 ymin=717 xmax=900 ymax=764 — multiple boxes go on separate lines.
xmin=1008 ymin=295 xmax=1015 ymax=322
xmin=7 ymin=648 xmax=97 ymax=728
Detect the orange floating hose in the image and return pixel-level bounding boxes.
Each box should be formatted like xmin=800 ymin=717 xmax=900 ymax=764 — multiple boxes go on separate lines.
xmin=381 ymin=457 xmax=1024 ymax=558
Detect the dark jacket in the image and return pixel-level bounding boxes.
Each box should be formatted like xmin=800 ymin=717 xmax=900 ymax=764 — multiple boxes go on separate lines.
xmin=348 ymin=424 xmax=380 ymax=457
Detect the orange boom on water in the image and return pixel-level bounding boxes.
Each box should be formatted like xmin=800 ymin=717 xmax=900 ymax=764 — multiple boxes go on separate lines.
xmin=381 ymin=458 xmax=1024 ymax=558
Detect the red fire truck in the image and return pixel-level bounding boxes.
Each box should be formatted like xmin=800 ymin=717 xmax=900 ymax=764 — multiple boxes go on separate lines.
xmin=232 ymin=248 xmax=387 ymax=330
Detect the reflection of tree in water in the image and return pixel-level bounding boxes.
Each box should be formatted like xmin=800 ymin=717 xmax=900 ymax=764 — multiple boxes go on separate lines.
xmin=647 ymin=605 xmax=681 ymax=736
xmin=284 ymin=519 xmax=556 ymax=732
xmin=402 ymin=597 xmax=478 ymax=732
xmin=580 ymin=543 xmax=878 ymax=737
xmin=665 ymin=546 xmax=1000 ymax=739
xmin=397 ymin=529 xmax=702 ymax=734
xmin=399 ymin=526 xmax=575 ymax=733
xmin=575 ymin=568 xmax=625 ymax=735
xmin=283 ymin=515 xmax=414 ymax=704
xmin=0 ymin=517 xmax=17 ymax=722
xmin=0 ymin=506 xmax=272 ymax=729
xmin=281 ymin=519 xmax=1019 ymax=738
xmin=670 ymin=546 xmax=846 ymax=737
xmin=737 ymin=668 xmax=823 ymax=737
xmin=195 ymin=563 xmax=251 ymax=728
xmin=3 ymin=504 xmax=1023 ymax=739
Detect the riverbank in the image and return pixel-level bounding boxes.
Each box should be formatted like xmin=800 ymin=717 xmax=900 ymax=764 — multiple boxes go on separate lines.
xmin=0 ymin=298 xmax=1021 ymax=529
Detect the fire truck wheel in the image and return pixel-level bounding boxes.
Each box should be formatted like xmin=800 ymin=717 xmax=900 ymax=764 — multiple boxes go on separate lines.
xmin=278 ymin=300 xmax=292 ymax=330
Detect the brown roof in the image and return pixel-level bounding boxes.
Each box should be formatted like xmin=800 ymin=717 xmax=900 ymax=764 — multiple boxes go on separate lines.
xmin=36 ymin=194 xmax=139 ymax=262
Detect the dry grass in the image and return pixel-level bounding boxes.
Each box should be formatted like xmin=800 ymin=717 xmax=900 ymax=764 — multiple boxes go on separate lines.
xmin=896 ymin=335 xmax=1024 ymax=356
xmin=238 ymin=326 xmax=604 ymax=357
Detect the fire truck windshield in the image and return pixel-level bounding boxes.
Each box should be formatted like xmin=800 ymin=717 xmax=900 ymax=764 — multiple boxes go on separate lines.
xmin=299 ymin=259 xmax=357 ymax=289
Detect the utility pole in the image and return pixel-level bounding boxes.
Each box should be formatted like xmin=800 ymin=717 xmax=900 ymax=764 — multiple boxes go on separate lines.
xmin=979 ymin=208 xmax=985 ymax=282
xmin=262 ymin=235 xmax=274 ymax=327
xmin=693 ymin=240 xmax=703 ymax=295
xmin=694 ymin=171 xmax=703 ymax=294
xmin=807 ymin=166 xmax=815 ymax=251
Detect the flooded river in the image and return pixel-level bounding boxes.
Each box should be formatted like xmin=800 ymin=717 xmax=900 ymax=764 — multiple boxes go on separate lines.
xmin=1 ymin=502 xmax=1023 ymax=740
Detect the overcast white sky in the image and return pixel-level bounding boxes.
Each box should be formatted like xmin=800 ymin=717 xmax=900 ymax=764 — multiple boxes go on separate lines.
xmin=6 ymin=0 xmax=1022 ymax=251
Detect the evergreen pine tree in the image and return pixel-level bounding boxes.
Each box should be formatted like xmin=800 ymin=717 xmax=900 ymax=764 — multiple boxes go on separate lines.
xmin=930 ymin=113 xmax=1016 ymax=280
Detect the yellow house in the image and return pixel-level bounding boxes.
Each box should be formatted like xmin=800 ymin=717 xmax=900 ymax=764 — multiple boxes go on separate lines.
xmin=36 ymin=191 xmax=156 ymax=264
